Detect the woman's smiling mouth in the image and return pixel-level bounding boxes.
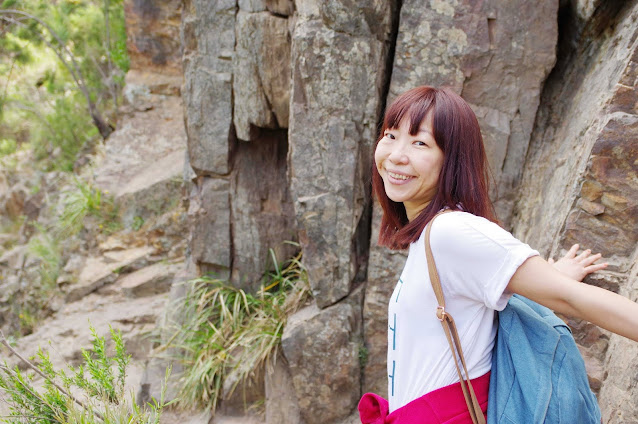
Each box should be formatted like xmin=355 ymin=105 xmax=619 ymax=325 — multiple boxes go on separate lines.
xmin=387 ymin=170 xmax=414 ymax=182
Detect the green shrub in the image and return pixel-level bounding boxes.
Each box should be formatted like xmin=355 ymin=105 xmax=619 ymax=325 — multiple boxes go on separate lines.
xmin=0 ymin=138 xmax=17 ymax=157
xmin=57 ymin=177 xmax=120 ymax=238
xmin=0 ymin=325 xmax=171 ymax=423
xmin=27 ymin=226 xmax=61 ymax=290
xmin=0 ymin=0 xmax=130 ymax=171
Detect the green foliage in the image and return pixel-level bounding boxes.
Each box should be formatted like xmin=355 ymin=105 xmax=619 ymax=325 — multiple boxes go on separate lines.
xmin=30 ymin=95 xmax=99 ymax=172
xmin=58 ymin=177 xmax=120 ymax=238
xmin=27 ymin=225 xmax=61 ymax=290
xmin=0 ymin=138 xmax=17 ymax=156
xmin=0 ymin=326 xmax=169 ymax=423
xmin=0 ymin=0 xmax=129 ymax=171
xmin=158 ymin=250 xmax=311 ymax=412
xmin=131 ymin=216 xmax=144 ymax=231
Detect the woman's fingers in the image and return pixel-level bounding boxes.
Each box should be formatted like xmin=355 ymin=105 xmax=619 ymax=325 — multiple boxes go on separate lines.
xmin=565 ymin=244 xmax=580 ymax=259
xmin=575 ymin=248 xmax=592 ymax=261
xmin=581 ymin=252 xmax=602 ymax=266
xmin=584 ymin=262 xmax=608 ymax=274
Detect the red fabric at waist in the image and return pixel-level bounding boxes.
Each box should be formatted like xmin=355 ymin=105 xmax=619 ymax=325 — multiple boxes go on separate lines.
xmin=358 ymin=372 xmax=490 ymax=424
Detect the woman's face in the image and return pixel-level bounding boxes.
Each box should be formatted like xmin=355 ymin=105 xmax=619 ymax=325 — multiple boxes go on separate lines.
xmin=374 ymin=113 xmax=444 ymax=221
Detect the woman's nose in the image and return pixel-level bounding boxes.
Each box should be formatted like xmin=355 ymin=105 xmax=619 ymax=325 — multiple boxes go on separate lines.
xmin=388 ymin=143 xmax=408 ymax=164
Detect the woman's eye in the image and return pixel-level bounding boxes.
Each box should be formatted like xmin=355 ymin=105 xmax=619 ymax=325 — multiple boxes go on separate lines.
xmin=384 ymin=133 xmax=395 ymax=140
xmin=414 ymin=140 xmax=427 ymax=146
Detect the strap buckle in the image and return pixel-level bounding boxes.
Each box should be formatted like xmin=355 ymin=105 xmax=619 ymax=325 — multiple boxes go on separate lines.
xmin=436 ymin=306 xmax=446 ymax=322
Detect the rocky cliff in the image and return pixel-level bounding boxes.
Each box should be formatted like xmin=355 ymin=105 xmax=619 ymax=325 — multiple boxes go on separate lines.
xmin=177 ymin=0 xmax=637 ymax=422
xmin=173 ymin=0 xmax=638 ymax=422
xmin=2 ymin=0 xmax=636 ymax=423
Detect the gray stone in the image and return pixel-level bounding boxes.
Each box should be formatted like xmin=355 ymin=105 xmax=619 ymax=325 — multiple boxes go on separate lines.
xmin=182 ymin=0 xmax=236 ymax=175
xmin=188 ymin=177 xmax=231 ymax=271
xmin=230 ymin=130 xmax=297 ymax=292
xmin=238 ymin=0 xmax=267 ymax=13
xmin=118 ymin=262 xmax=181 ymax=298
xmin=0 ymin=245 xmax=28 ymax=269
xmin=66 ymin=247 xmax=154 ymax=302
xmin=265 ymin=353 xmax=303 ymax=424
xmin=388 ymin=0 xmax=558 ymax=226
xmin=138 ymin=355 xmax=181 ymax=408
xmin=281 ymin=301 xmax=361 ymax=424
xmin=115 ymin=149 xmax=185 ymax=228
xmin=288 ymin=6 xmax=392 ymax=307
xmin=92 ymin=89 xmax=187 ymax=230
xmin=233 ymin=11 xmax=291 ymax=141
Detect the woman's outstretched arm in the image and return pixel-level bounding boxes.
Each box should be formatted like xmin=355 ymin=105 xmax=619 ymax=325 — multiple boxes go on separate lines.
xmin=506 ymin=254 xmax=638 ymax=343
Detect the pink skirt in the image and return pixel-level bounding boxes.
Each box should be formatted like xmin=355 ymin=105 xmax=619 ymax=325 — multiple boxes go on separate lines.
xmin=358 ymin=372 xmax=490 ymax=424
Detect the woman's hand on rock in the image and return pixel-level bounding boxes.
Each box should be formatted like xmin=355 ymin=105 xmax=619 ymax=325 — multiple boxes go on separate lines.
xmin=548 ymin=243 xmax=608 ymax=282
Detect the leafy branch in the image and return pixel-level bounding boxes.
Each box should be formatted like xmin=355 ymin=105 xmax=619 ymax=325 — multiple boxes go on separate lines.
xmin=0 ymin=328 xmax=105 ymax=421
xmin=0 ymin=9 xmax=113 ymax=138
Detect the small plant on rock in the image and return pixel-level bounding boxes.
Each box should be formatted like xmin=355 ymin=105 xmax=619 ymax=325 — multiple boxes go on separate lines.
xmin=0 ymin=325 xmax=170 ymax=423
xmin=156 ymin=249 xmax=311 ymax=412
xmin=57 ymin=177 xmax=120 ymax=238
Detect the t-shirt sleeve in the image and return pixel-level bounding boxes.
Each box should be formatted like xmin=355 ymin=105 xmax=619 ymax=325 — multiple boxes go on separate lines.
xmin=429 ymin=212 xmax=539 ymax=311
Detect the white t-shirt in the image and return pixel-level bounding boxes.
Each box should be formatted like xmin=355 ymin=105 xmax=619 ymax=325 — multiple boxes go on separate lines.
xmin=387 ymin=211 xmax=539 ymax=412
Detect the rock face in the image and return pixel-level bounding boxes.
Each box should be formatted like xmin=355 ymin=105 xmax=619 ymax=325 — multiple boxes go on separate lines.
xmin=181 ymin=0 xmax=235 ymax=175
xmin=512 ymin=2 xmax=638 ymax=421
xmin=288 ymin=0 xmax=395 ymax=308
xmin=230 ymin=130 xmax=297 ymax=291
xmin=124 ymin=0 xmax=183 ymax=75
xmin=172 ymin=0 xmax=638 ymax=422
xmin=281 ymin=301 xmax=362 ymax=424
xmin=233 ymin=11 xmax=290 ymax=141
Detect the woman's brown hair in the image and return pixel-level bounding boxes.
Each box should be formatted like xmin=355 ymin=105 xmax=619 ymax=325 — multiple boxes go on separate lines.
xmin=372 ymin=86 xmax=498 ymax=250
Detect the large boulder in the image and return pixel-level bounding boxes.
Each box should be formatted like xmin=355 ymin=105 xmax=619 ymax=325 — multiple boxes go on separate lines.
xmin=281 ymin=300 xmax=362 ymax=424
xmin=229 ymin=130 xmax=297 ymax=292
xmin=288 ymin=0 xmax=395 ymax=308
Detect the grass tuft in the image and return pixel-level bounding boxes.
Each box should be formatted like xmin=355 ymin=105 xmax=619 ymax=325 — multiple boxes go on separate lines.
xmin=157 ymin=249 xmax=311 ymax=412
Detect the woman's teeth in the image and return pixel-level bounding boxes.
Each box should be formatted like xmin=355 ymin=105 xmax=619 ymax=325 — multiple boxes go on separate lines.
xmin=388 ymin=171 xmax=412 ymax=180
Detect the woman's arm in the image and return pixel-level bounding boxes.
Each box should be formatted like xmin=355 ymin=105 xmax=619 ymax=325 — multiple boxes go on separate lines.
xmin=506 ymin=256 xmax=638 ymax=342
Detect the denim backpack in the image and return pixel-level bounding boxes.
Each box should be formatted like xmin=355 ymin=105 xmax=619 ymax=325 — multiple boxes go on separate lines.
xmin=487 ymin=295 xmax=602 ymax=424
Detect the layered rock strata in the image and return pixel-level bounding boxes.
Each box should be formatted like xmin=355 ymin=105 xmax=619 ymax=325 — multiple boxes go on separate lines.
xmin=512 ymin=2 xmax=638 ymax=421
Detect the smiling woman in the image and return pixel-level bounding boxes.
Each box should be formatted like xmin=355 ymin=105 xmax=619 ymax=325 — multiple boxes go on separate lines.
xmin=372 ymin=86 xmax=497 ymax=250
xmin=359 ymin=86 xmax=638 ymax=424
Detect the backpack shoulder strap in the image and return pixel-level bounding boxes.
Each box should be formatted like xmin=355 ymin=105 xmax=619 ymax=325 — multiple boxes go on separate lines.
xmin=424 ymin=210 xmax=486 ymax=424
